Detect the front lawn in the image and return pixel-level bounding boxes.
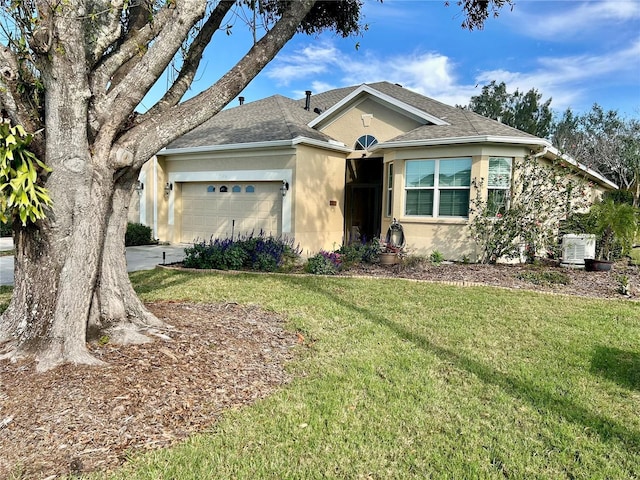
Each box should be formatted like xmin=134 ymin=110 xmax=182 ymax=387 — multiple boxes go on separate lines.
xmin=91 ymin=269 xmax=640 ymax=479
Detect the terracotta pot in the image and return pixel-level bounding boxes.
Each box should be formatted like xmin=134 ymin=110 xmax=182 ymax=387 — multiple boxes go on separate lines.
xmin=584 ymin=258 xmax=613 ymax=272
xmin=379 ymin=252 xmax=399 ymax=265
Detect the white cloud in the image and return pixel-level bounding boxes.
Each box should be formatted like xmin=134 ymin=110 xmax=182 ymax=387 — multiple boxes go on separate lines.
xmin=475 ymin=38 xmax=640 ymax=110
xmin=266 ymin=43 xmax=341 ymax=85
xmin=268 ymin=43 xmax=476 ymax=105
xmin=515 ymin=0 xmax=640 ymax=39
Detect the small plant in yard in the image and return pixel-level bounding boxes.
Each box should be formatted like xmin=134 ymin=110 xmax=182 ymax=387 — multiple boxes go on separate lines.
xmin=617 ymin=274 xmax=631 ymax=295
xmin=516 ymin=269 xmax=570 ymax=286
xmin=401 ymin=254 xmax=428 ymax=269
xmin=304 ymin=250 xmax=342 ymax=275
xmin=429 ymin=250 xmax=444 ymax=265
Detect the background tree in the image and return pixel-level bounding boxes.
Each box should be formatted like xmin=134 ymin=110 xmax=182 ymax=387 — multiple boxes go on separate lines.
xmin=0 ymin=0 xmax=512 ymax=371
xmin=553 ymin=105 xmax=640 ymax=206
xmin=467 ymin=80 xmax=553 ymax=138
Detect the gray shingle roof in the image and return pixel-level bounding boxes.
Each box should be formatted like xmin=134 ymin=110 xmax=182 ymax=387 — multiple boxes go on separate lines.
xmin=167 ymin=95 xmax=332 ymax=149
xmin=167 ymin=81 xmax=540 ymax=151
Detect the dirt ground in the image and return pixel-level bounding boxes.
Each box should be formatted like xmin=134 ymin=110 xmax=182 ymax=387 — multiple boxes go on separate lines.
xmin=0 ymin=261 xmax=638 ymax=479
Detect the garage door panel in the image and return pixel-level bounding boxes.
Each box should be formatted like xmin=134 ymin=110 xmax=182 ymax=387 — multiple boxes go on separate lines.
xmin=180 ymin=182 xmax=281 ymax=243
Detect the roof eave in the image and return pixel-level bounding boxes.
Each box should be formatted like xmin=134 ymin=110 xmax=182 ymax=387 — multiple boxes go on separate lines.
xmin=374 ymin=136 xmax=618 ymax=190
xmin=159 ymin=137 xmax=351 ymax=157
xmin=374 ymin=135 xmax=548 ymax=150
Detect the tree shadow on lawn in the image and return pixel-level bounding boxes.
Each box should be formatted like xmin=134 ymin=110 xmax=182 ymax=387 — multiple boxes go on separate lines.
xmin=591 ymin=346 xmax=640 ymax=391
xmin=279 ymin=276 xmax=640 ymax=451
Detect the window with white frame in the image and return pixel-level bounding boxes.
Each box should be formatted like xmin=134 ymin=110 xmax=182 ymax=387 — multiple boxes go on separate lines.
xmin=487 ymin=157 xmax=512 ymax=217
xmin=405 ymin=158 xmax=472 ymax=217
xmin=386 ymin=163 xmax=393 ymax=217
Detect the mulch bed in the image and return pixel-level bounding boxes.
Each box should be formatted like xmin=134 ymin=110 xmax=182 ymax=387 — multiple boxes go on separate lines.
xmin=0 ymin=302 xmax=298 ymax=479
xmin=0 ymin=261 xmax=638 ymax=479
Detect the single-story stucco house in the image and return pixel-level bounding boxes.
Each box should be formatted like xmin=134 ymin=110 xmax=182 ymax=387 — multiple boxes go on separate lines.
xmin=130 ymin=81 xmax=616 ymax=260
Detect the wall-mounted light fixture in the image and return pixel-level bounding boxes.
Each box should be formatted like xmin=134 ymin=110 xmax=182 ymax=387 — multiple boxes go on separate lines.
xmin=280 ymin=180 xmax=289 ymax=197
xmin=135 ymin=181 xmax=144 ymax=194
xmin=164 ymin=182 xmax=173 ymax=195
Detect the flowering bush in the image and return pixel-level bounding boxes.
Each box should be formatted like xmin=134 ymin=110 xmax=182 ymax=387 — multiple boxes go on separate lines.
xmin=184 ymin=231 xmax=301 ymax=271
xmin=304 ymin=250 xmax=342 ymax=275
xmin=469 ymin=155 xmax=590 ymax=264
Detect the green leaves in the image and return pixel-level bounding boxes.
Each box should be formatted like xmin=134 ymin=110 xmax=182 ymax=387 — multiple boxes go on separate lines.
xmin=0 ymin=123 xmax=52 ymax=227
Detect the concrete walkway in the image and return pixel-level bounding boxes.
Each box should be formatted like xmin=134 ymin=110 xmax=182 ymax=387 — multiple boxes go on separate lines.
xmin=0 ymin=238 xmax=187 ymax=286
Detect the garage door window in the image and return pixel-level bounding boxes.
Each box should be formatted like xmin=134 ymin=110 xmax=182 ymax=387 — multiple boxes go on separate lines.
xmin=246 ymin=185 xmax=255 ymax=193
xmin=232 ymin=185 xmax=241 ymax=193
xmin=207 ymin=185 xmax=215 ymax=193
xmin=220 ymin=185 xmax=228 ymax=192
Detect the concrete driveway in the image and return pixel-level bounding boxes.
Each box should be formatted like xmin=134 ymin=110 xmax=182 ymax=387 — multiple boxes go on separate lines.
xmin=0 ymin=238 xmax=187 ymax=286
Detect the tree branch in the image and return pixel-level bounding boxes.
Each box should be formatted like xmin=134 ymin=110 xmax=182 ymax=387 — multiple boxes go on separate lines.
xmin=87 ymin=0 xmax=127 ymax=66
xmin=0 ymin=46 xmax=41 ymax=134
xmin=143 ymin=0 xmax=235 ymax=118
xmin=89 ymin=4 xmax=176 ymax=103
xmin=92 ymin=0 xmax=207 ymax=148
xmin=125 ymin=0 xmax=316 ymax=168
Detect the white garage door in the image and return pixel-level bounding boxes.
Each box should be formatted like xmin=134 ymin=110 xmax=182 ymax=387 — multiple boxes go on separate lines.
xmin=181 ymin=182 xmax=282 ymax=243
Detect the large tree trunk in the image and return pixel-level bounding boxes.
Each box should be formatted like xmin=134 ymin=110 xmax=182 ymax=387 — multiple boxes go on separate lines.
xmin=0 ymin=162 xmax=165 ymax=371
xmin=0 ymin=8 xmax=163 ymax=371
xmin=88 ymin=171 xmax=166 ymax=345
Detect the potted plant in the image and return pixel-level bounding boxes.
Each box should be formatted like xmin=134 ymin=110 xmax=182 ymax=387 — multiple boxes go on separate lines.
xmin=378 ymin=219 xmax=406 ymax=265
xmin=584 ymin=198 xmax=637 ymax=271
xmin=379 ymin=242 xmax=402 ymax=265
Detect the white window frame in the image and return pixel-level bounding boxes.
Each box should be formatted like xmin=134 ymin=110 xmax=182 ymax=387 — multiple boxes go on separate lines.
xmin=404 ymin=158 xmax=472 ymax=218
xmin=487 ymin=157 xmax=512 ymax=217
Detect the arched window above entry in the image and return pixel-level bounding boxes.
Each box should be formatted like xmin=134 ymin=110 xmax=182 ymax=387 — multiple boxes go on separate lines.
xmin=232 ymin=185 xmax=241 ymax=193
xmin=219 ymin=185 xmax=228 ymax=193
xmin=207 ymin=185 xmax=215 ymax=193
xmin=245 ymin=185 xmax=255 ymax=193
xmin=355 ymin=134 xmax=378 ymax=150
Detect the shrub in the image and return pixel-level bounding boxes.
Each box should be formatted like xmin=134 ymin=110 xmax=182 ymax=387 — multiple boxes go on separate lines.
xmin=0 ymin=218 xmax=11 ymax=237
xmin=336 ymin=240 xmax=381 ymax=266
xmin=401 ymin=254 xmax=428 ymax=269
xmin=469 ymin=155 xmax=591 ymax=264
xmin=125 ymin=222 xmax=155 ymax=246
xmin=603 ymin=189 xmax=634 ymax=206
xmin=183 ymin=232 xmax=301 ymax=272
xmin=305 ymin=250 xmax=342 ymax=275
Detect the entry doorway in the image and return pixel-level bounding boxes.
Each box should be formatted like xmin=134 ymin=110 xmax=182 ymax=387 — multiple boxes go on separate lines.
xmin=344 ymin=157 xmax=383 ymax=244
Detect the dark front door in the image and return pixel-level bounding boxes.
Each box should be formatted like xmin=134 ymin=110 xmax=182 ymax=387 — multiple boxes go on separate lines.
xmin=345 ymin=158 xmax=383 ymax=244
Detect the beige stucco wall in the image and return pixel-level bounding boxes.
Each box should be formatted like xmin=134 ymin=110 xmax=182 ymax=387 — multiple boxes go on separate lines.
xmin=320 ymin=98 xmax=421 ymax=151
xmin=293 ymin=145 xmax=347 ymax=255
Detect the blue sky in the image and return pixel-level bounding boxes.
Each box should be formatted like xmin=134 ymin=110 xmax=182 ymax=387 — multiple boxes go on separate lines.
xmin=146 ymin=0 xmax=640 ymax=119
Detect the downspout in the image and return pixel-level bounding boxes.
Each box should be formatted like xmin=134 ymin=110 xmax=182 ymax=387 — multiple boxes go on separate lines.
xmin=531 ymin=145 xmax=548 ymax=159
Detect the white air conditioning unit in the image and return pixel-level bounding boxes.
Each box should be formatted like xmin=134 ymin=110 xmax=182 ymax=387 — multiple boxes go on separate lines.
xmin=561 ymin=234 xmax=596 ymax=267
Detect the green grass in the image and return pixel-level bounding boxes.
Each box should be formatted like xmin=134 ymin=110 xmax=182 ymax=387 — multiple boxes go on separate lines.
xmin=81 ymin=269 xmax=639 ymax=479
xmin=2 ymin=269 xmax=636 ymax=479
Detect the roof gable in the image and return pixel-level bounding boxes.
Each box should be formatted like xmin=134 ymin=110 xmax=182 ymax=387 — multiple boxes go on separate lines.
xmin=308 ymin=84 xmax=449 ymax=130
